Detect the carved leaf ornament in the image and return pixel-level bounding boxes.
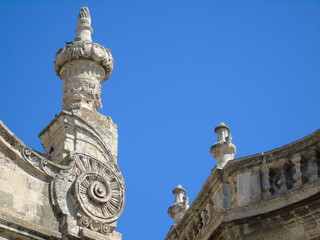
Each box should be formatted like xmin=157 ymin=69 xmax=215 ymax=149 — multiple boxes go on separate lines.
xmin=55 ymin=41 xmax=114 ymax=82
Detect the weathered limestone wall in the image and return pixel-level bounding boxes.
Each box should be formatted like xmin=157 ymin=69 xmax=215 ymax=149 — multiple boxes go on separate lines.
xmin=39 ymin=109 xmax=118 ymax=165
xmin=0 ymin=122 xmax=61 ymax=239
xmin=210 ymin=192 xmax=320 ymax=240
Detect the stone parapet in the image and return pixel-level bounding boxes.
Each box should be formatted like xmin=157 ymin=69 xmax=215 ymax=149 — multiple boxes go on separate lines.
xmin=165 ymin=129 xmax=320 ymax=240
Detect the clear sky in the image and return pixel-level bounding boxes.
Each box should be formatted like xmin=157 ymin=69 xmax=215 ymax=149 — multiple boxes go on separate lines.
xmin=0 ymin=0 xmax=319 ymax=239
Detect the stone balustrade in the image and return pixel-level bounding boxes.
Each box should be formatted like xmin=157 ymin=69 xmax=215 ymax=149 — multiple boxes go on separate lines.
xmin=165 ymin=129 xmax=320 ymax=240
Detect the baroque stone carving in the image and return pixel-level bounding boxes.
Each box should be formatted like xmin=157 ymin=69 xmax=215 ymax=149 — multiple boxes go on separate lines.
xmin=78 ymin=216 xmax=113 ymax=235
xmin=54 ymin=7 xmax=113 ymax=82
xmin=55 ymin=42 xmax=113 ymax=82
xmin=21 ymin=147 xmax=77 ymax=181
xmin=73 ymin=154 xmax=125 ymax=223
xmin=21 ymin=147 xmax=125 ymax=235
xmin=168 ymin=185 xmax=189 ymax=224
xmin=61 ymin=60 xmax=105 ymax=110
xmin=54 ymin=7 xmax=114 ymax=111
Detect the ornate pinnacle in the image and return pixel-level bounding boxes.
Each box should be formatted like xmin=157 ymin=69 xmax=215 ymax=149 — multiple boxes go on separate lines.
xmin=210 ymin=123 xmax=237 ymax=169
xmin=54 ymin=7 xmax=114 ymax=111
xmin=75 ymin=7 xmax=93 ymax=42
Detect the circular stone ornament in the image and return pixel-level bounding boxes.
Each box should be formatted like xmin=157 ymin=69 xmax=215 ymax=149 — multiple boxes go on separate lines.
xmin=74 ymin=169 xmax=124 ymax=222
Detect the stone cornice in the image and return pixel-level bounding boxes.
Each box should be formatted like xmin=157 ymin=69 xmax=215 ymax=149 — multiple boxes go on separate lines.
xmin=0 ymin=216 xmax=61 ymax=240
xmin=0 ymin=121 xmax=50 ymax=179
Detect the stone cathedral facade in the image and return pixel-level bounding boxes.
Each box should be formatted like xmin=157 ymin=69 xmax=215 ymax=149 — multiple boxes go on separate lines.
xmin=0 ymin=7 xmax=125 ymax=240
xmin=0 ymin=6 xmax=319 ymax=240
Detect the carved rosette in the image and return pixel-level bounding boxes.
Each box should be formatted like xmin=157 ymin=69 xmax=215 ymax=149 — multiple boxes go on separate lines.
xmin=72 ymin=153 xmax=125 ymax=226
xmin=74 ymin=170 xmax=124 ymax=223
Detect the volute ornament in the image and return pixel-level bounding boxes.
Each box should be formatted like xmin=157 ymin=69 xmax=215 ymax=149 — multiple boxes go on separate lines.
xmin=21 ymin=146 xmax=126 ymax=234
xmin=73 ymin=153 xmax=125 ymax=223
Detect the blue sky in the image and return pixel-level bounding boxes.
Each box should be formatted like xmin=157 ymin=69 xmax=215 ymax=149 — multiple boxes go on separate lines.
xmin=0 ymin=0 xmax=319 ymax=239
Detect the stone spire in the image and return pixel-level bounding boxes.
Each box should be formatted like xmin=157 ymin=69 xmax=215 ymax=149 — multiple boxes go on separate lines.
xmin=210 ymin=123 xmax=237 ymax=169
xmin=39 ymin=8 xmax=125 ymax=240
xmin=168 ymin=185 xmax=189 ymax=224
xmin=54 ymin=6 xmax=114 ymax=111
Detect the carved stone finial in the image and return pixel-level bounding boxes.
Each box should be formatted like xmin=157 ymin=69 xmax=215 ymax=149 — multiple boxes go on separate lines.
xmin=210 ymin=123 xmax=237 ymax=169
xmin=168 ymin=185 xmax=189 ymax=224
xmin=76 ymin=6 xmax=93 ymax=42
xmin=54 ymin=7 xmax=114 ymax=111
xmin=79 ymin=6 xmax=90 ymax=19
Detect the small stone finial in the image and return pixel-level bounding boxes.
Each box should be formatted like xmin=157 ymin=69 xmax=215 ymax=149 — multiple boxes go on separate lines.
xmin=210 ymin=123 xmax=237 ymax=169
xmin=168 ymin=185 xmax=189 ymax=224
xmin=75 ymin=6 xmax=93 ymax=42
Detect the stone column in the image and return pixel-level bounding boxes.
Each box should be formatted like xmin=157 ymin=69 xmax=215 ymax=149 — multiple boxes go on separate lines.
xmin=278 ymin=161 xmax=288 ymax=194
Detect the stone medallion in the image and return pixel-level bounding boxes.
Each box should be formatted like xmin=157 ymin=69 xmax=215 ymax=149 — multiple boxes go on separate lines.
xmin=72 ymin=153 xmax=125 ymax=223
